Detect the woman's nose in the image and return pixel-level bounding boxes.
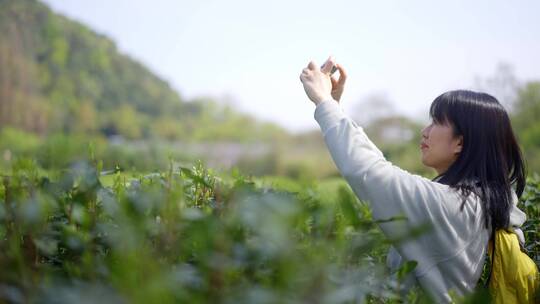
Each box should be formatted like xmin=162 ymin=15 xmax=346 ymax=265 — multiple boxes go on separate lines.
xmin=421 ymin=126 xmax=429 ymax=139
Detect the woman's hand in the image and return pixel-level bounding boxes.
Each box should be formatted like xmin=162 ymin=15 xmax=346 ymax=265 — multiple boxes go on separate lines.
xmin=300 ymin=56 xmax=347 ymax=105
xmin=330 ymin=63 xmax=347 ymax=102
xmin=299 ymin=57 xmax=335 ymax=105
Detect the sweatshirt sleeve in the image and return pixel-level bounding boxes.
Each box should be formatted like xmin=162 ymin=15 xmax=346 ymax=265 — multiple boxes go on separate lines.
xmin=314 ymin=99 xmax=450 ymax=238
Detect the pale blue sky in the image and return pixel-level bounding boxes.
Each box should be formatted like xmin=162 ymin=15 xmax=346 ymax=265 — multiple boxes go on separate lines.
xmin=43 ymin=0 xmax=540 ymax=132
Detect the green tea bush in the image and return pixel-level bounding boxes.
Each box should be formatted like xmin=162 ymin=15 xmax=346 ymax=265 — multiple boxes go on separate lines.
xmin=0 ymin=158 xmax=538 ymax=303
xmin=521 ymin=174 xmax=540 ymax=266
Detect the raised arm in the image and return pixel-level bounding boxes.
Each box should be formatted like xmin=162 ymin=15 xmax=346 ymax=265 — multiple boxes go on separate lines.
xmin=314 ymin=99 xmax=451 ymax=235
xmin=300 ymin=58 xmax=452 ymax=236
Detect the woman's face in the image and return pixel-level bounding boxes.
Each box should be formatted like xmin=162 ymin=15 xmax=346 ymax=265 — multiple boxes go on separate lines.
xmin=420 ymin=119 xmax=463 ymax=175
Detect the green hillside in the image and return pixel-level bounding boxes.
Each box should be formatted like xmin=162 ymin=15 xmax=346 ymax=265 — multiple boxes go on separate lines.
xmin=0 ymin=0 xmax=288 ymax=142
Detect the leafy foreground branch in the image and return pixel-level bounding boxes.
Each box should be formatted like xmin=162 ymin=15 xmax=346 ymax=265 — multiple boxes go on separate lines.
xmin=1 ymin=159 xmax=538 ymax=303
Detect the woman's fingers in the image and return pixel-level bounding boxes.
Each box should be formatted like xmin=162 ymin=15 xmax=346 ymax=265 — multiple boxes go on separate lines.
xmin=300 ymin=72 xmax=308 ymax=83
xmin=336 ymin=64 xmax=347 ymax=85
xmin=300 ymin=66 xmax=309 ymax=82
xmin=321 ymin=56 xmax=335 ymax=74
xmin=307 ymin=61 xmax=318 ymax=70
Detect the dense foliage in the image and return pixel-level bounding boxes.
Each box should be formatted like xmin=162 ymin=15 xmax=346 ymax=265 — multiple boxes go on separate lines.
xmin=512 ymin=82 xmax=540 ymax=173
xmin=0 ymin=158 xmax=538 ymax=303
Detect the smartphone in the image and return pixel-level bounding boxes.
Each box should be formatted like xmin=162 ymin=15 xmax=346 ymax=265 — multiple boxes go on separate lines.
xmin=321 ymin=62 xmax=338 ymax=75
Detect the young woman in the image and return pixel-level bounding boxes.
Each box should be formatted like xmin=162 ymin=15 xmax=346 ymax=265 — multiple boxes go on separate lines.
xmin=299 ymin=57 xmax=528 ymax=303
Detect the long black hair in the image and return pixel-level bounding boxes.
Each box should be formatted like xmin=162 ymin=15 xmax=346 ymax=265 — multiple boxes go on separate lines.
xmin=429 ymin=90 xmax=527 ymax=231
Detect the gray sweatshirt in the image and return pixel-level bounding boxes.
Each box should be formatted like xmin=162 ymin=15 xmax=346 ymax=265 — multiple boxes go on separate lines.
xmin=313 ymin=99 xmax=527 ymax=303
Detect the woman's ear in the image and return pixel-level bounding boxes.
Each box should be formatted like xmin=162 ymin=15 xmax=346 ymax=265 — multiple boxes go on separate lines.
xmin=454 ymin=135 xmax=463 ymax=154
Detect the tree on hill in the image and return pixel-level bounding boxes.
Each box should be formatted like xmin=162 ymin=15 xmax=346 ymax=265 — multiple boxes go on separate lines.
xmin=0 ymin=0 xmax=289 ymax=142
